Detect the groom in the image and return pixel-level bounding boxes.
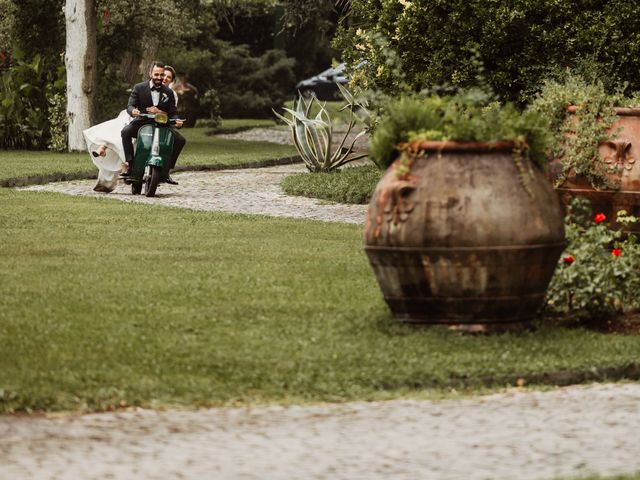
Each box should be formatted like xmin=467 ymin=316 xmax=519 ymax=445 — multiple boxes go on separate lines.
xmin=121 ymin=61 xmax=185 ymax=185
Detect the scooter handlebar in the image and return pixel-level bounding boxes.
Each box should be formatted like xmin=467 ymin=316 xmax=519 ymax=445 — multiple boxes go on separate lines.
xmin=137 ymin=113 xmax=186 ymax=124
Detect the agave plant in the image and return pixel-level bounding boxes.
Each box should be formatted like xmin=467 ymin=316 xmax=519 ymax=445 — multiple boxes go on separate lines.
xmin=274 ymin=83 xmax=370 ymax=172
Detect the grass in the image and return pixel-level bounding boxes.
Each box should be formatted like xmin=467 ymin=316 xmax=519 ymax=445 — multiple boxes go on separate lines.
xmin=0 ymin=127 xmax=297 ymax=187
xmin=1 ymin=189 xmax=640 ymax=413
xmin=281 ymin=164 xmax=382 ymax=204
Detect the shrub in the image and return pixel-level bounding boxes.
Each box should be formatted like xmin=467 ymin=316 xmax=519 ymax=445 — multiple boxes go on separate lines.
xmin=94 ymin=63 xmax=131 ymax=123
xmin=216 ymin=46 xmax=296 ymax=118
xmin=46 ymin=91 xmax=67 ymax=152
xmin=46 ymin=64 xmax=67 ymax=152
xmin=0 ymin=54 xmax=50 ymax=149
xmin=545 ymin=198 xmax=640 ymax=320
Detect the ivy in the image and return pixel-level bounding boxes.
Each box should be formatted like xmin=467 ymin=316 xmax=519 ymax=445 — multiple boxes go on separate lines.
xmin=529 ymin=72 xmax=628 ymax=190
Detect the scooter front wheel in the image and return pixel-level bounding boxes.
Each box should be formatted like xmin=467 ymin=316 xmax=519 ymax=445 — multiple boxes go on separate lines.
xmin=145 ymin=165 xmax=162 ymax=197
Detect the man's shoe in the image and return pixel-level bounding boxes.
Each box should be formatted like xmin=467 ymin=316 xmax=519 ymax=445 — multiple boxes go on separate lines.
xmin=163 ymin=175 xmax=178 ymax=185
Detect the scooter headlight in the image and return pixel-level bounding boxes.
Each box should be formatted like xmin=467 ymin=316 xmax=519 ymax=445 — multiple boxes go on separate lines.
xmin=155 ymin=113 xmax=169 ymax=124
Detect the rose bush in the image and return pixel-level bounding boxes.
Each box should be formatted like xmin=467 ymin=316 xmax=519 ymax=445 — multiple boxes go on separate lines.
xmin=545 ymin=198 xmax=640 ymax=320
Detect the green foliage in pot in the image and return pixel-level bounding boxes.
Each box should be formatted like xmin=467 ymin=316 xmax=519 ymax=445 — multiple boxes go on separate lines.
xmin=545 ymin=197 xmax=640 ymax=320
xmin=529 ymin=73 xmax=628 ymax=189
xmin=370 ymin=89 xmax=550 ymax=172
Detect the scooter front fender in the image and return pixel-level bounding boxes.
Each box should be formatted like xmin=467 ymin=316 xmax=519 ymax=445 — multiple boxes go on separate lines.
xmin=147 ymin=155 xmax=164 ymax=167
xmin=132 ymin=125 xmax=175 ymax=179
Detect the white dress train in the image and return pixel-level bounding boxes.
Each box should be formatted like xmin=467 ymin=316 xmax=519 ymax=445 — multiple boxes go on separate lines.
xmin=82 ymin=110 xmax=131 ymax=192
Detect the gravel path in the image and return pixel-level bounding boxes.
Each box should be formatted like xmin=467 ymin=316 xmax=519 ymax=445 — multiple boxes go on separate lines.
xmin=21 ymin=164 xmax=369 ymax=225
xmin=2 ymin=383 xmax=640 ymax=480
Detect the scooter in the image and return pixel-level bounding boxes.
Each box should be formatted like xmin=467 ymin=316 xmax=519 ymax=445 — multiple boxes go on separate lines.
xmin=123 ymin=112 xmax=181 ymax=197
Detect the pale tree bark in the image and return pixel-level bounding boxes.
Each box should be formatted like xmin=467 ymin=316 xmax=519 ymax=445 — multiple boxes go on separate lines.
xmin=65 ymin=0 xmax=97 ymax=151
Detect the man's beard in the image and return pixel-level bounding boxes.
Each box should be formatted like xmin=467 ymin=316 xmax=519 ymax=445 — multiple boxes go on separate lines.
xmin=152 ymin=78 xmax=163 ymax=87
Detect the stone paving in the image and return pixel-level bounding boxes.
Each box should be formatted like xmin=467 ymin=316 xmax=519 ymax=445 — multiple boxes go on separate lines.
xmin=1 ymin=383 xmax=640 ymax=480
xmin=10 ymin=139 xmax=640 ymax=479
xmin=21 ymin=164 xmax=369 ymax=225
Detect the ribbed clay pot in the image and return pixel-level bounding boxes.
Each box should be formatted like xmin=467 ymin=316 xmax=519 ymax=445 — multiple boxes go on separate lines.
xmin=549 ymin=107 xmax=640 ymax=235
xmin=364 ymin=141 xmax=565 ymax=331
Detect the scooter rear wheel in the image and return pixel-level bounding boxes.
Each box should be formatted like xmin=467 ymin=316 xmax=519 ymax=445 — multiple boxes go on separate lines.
xmin=131 ymin=182 xmax=142 ymax=195
xmin=145 ymin=165 xmax=162 ymax=197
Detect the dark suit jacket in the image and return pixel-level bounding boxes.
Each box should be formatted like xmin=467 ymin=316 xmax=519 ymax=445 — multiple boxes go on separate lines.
xmin=126 ymin=81 xmax=178 ymax=121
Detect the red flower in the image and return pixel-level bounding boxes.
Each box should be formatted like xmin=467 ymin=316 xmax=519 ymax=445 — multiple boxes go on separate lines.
xmin=563 ymin=255 xmax=575 ymax=264
xmin=102 ymin=8 xmax=111 ymax=24
xmin=594 ymin=213 xmax=606 ymax=223
xmin=612 ymin=248 xmax=622 ymax=257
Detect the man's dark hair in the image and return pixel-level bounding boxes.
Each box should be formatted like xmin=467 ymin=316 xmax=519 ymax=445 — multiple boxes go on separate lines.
xmin=149 ymin=61 xmax=165 ymax=72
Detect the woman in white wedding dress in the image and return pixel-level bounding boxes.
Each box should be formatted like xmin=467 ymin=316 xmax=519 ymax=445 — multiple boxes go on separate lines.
xmin=82 ymin=109 xmax=131 ymax=192
xmin=83 ymin=65 xmax=178 ymax=193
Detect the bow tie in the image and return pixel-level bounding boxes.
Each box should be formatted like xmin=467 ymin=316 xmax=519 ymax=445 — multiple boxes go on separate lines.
xmin=151 ymin=86 xmax=161 ymax=92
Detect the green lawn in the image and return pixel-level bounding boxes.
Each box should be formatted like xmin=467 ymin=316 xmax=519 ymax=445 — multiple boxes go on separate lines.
xmin=281 ymin=164 xmax=382 ymax=204
xmin=0 ymin=127 xmax=297 ymax=187
xmin=1 ymin=189 xmax=640 ymax=413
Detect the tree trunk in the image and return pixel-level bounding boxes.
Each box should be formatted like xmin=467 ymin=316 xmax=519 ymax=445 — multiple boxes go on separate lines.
xmin=65 ymin=0 xmax=97 ymax=151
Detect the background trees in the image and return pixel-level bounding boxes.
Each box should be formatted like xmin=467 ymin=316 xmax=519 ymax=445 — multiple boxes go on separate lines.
xmin=336 ymin=0 xmax=640 ymax=102
xmin=0 ymin=0 xmax=344 ymax=150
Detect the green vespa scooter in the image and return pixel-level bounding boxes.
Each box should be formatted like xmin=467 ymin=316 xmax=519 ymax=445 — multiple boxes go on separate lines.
xmin=125 ymin=112 xmax=179 ymax=197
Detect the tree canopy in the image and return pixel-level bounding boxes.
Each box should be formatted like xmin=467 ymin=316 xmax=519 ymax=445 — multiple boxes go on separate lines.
xmin=336 ymin=0 xmax=640 ymax=102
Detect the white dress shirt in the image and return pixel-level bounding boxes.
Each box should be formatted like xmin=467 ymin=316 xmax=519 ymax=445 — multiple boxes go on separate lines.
xmin=149 ymin=80 xmax=160 ymax=106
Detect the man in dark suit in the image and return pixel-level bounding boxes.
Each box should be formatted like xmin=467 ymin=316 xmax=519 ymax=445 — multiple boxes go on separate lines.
xmin=121 ymin=61 xmax=185 ymax=185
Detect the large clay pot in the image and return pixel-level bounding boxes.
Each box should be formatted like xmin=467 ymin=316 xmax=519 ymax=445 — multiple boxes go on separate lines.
xmin=364 ymin=141 xmax=565 ymax=331
xmin=551 ymin=107 xmax=640 ymax=234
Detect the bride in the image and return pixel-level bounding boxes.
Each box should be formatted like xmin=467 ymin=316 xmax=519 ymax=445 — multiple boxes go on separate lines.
xmin=83 ymin=65 xmax=178 ymax=193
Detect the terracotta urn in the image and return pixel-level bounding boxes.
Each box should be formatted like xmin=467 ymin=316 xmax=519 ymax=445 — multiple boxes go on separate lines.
xmin=550 ymin=107 xmax=640 ymax=234
xmin=364 ymin=141 xmax=565 ymax=331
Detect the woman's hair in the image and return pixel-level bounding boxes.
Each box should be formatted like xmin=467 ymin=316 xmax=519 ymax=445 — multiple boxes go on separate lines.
xmin=164 ymin=65 xmax=176 ymax=82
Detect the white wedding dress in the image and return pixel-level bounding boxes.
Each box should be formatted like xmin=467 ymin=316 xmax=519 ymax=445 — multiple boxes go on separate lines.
xmin=82 ymin=109 xmax=131 ymax=192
